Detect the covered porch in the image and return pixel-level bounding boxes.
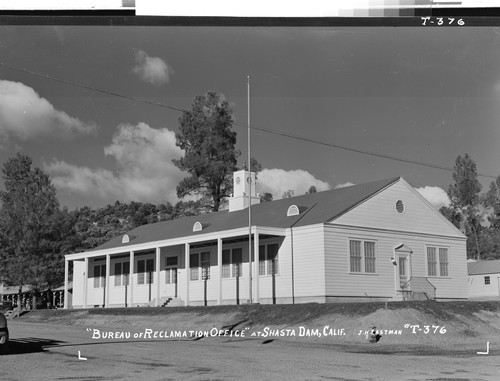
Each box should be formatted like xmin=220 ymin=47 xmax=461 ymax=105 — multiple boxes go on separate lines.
xmin=64 ymin=226 xmax=286 ymax=309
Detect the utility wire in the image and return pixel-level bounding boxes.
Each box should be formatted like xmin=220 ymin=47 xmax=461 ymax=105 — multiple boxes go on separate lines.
xmin=0 ymin=60 xmax=496 ymax=180
xmin=0 ymin=61 xmax=186 ymax=113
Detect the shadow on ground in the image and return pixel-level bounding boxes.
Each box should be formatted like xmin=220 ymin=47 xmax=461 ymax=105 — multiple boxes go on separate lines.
xmin=1 ymin=337 xmax=65 ymax=355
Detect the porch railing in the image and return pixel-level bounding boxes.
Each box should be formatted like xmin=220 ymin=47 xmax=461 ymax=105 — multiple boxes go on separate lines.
xmin=401 ymin=277 xmax=436 ymax=300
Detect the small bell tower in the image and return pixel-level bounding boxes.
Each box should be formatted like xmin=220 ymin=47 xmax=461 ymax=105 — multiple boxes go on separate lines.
xmin=228 ymin=169 xmax=260 ymax=212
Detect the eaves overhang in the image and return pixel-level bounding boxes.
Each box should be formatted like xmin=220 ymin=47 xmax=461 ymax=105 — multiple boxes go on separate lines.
xmin=65 ymin=225 xmax=287 ymax=261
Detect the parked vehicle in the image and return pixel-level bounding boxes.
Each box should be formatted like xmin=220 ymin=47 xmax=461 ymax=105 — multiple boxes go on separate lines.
xmin=0 ymin=312 xmax=8 ymax=352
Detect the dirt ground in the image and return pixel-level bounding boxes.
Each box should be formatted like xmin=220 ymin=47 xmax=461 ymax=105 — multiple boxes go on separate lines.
xmin=2 ymin=321 xmax=499 ymax=380
xmin=2 ymin=301 xmax=500 ymax=380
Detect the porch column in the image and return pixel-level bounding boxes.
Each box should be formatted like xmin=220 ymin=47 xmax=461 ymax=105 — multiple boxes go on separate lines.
xmin=185 ymin=243 xmax=190 ymax=306
xmin=254 ymin=230 xmax=260 ymax=304
xmin=155 ymin=247 xmax=161 ymax=307
xmin=64 ymin=258 xmax=69 ymax=309
xmin=129 ymin=251 xmax=134 ymax=307
xmin=83 ymin=257 xmax=88 ymax=308
xmin=105 ymin=254 xmax=110 ymax=307
xmin=217 ymin=238 xmax=222 ymax=305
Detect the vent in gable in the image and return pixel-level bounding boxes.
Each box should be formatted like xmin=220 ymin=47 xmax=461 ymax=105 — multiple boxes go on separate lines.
xmin=122 ymin=234 xmax=130 ymax=244
xmin=396 ymin=200 xmax=405 ymax=214
xmin=193 ymin=221 xmax=210 ymax=232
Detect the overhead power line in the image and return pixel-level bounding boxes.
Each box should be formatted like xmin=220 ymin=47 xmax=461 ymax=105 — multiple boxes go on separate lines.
xmin=0 ymin=61 xmax=185 ymax=113
xmin=0 ymin=60 xmax=496 ymax=180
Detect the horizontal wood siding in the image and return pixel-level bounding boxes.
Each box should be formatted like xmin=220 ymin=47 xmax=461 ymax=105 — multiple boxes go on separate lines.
xmin=333 ymin=180 xmax=463 ymax=238
xmin=324 ymin=225 xmax=468 ymax=299
xmin=291 ymin=225 xmax=325 ymax=298
xmin=468 ymin=274 xmax=500 ymax=298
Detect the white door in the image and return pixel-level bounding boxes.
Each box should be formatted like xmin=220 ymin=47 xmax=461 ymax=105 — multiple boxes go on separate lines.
xmin=398 ymin=256 xmax=408 ymax=288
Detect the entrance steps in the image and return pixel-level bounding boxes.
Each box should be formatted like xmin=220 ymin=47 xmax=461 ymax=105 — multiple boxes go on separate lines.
xmin=160 ymin=297 xmax=184 ymax=307
xmin=146 ymin=297 xmax=185 ymax=307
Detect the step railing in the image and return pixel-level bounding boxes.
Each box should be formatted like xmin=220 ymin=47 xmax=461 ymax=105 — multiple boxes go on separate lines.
xmin=401 ymin=277 xmax=436 ymax=300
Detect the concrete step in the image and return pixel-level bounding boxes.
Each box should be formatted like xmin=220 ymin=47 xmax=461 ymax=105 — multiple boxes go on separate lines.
xmin=164 ymin=298 xmax=184 ymax=307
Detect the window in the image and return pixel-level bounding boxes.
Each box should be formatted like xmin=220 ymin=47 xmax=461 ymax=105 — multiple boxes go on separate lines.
xmin=114 ymin=262 xmax=130 ymax=286
xmin=222 ymin=250 xmax=231 ymax=278
xmin=349 ymin=240 xmax=376 ymax=274
xmin=93 ymin=264 xmax=106 ymax=288
xmin=364 ymin=242 xmax=376 ymax=273
xmin=427 ymin=247 xmax=437 ymax=276
xmin=165 ymin=256 xmax=178 ymax=284
xmin=439 ymin=248 xmax=448 ymax=277
xmin=427 ymin=246 xmax=449 ymax=277
xmin=166 ymin=268 xmax=177 ymax=284
xmin=485 ymin=276 xmax=491 ymax=285
xmin=166 ymin=256 xmax=178 ymax=267
xmin=137 ymin=258 xmax=154 ymax=285
xmin=190 ymin=251 xmax=211 ymax=281
xmin=222 ymin=248 xmax=243 ymax=279
xmin=201 ymin=252 xmax=211 ymax=280
xmin=259 ymin=243 xmax=279 ymax=276
xmin=190 ymin=253 xmax=199 ymax=281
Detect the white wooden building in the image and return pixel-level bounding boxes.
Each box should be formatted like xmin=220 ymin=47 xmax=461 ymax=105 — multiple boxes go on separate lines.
xmin=64 ymin=171 xmax=468 ymax=308
xmin=468 ymin=259 xmax=500 ymax=300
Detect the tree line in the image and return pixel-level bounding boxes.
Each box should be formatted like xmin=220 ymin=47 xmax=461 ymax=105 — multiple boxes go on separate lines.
xmin=440 ymin=154 xmax=500 ymax=261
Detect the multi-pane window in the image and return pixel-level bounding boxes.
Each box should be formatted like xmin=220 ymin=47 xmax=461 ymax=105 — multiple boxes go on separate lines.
xmin=222 ymin=250 xmax=231 ymax=278
xmin=349 ymin=240 xmax=362 ymax=273
xmin=137 ymin=258 xmax=154 ymax=285
xmin=190 ymin=253 xmax=199 ymax=281
xmin=349 ymin=240 xmax=376 ymax=274
xmin=201 ymin=252 xmax=211 ymax=280
xmin=439 ymin=248 xmax=448 ymax=277
xmin=259 ymin=243 xmax=279 ymax=276
xmin=222 ymin=248 xmax=243 ymax=279
xmin=364 ymin=242 xmax=376 ymax=273
xmin=165 ymin=256 xmax=178 ymax=284
xmin=485 ymin=276 xmax=491 ymax=285
xmin=93 ymin=264 xmax=106 ymax=288
xmin=427 ymin=247 xmax=437 ymax=276
xmin=190 ymin=251 xmax=211 ymax=281
xmin=114 ymin=262 xmax=130 ymax=286
xmin=165 ymin=268 xmax=177 ymax=284
xmin=427 ymin=246 xmax=449 ymax=277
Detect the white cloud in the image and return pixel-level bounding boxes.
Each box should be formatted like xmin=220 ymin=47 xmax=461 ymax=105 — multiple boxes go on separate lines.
xmin=334 ymin=182 xmax=355 ymax=189
xmin=0 ymin=80 xmax=97 ymax=140
xmin=416 ymin=186 xmax=450 ymax=209
xmin=133 ymin=50 xmax=174 ymax=86
xmin=256 ymin=168 xmax=330 ymax=198
xmin=45 ymin=122 xmax=186 ymax=204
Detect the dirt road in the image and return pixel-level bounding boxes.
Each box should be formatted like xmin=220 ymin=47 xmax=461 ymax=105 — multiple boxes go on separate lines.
xmin=1 ymin=321 xmax=499 ymax=380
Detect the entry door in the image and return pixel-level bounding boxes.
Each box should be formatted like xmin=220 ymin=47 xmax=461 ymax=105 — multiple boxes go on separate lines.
xmin=398 ymin=256 xmax=408 ymax=288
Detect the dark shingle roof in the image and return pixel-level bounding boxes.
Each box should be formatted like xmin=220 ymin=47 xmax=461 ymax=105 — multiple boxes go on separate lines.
xmin=92 ymin=177 xmax=400 ymax=251
xmin=468 ymin=259 xmax=500 ymax=275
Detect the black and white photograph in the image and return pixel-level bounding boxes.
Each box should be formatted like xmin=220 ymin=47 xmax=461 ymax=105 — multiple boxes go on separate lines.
xmin=0 ymin=3 xmax=500 ymax=380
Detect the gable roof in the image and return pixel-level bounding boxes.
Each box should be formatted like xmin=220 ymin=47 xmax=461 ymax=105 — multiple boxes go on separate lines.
xmin=91 ymin=177 xmax=400 ymax=252
xmin=468 ymin=259 xmax=500 ymax=275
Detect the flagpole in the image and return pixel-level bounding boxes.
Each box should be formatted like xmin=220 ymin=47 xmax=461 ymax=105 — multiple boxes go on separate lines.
xmin=247 ymin=75 xmax=252 ymax=303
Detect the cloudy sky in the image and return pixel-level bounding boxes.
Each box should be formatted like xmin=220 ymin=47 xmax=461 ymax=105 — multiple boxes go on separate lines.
xmin=0 ymin=23 xmax=498 ymax=210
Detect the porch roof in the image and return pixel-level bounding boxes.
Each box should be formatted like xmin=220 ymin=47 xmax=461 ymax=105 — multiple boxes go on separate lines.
xmin=89 ymin=177 xmax=400 ymax=253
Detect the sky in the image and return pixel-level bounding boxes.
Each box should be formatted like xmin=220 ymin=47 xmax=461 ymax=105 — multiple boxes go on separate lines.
xmin=0 ymin=23 xmax=499 ymax=210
